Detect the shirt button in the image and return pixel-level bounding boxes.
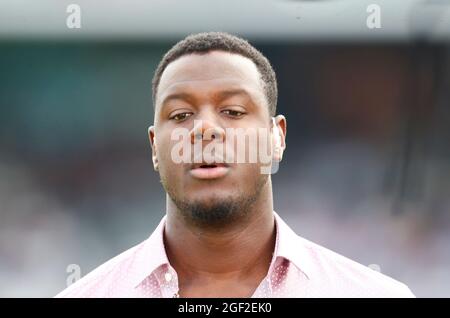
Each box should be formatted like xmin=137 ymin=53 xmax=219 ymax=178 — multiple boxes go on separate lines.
xmin=164 ymin=272 xmax=173 ymax=282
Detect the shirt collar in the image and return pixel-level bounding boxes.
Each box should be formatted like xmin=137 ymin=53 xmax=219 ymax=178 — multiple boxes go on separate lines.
xmin=132 ymin=216 xmax=170 ymax=288
xmin=273 ymin=211 xmax=312 ymax=280
xmin=133 ymin=211 xmax=312 ymax=288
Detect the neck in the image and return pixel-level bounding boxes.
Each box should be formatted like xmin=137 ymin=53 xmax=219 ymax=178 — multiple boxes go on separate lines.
xmin=164 ymin=179 xmax=276 ymax=283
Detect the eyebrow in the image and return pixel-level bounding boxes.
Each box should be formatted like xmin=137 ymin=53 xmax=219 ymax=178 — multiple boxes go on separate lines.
xmin=160 ymin=92 xmax=195 ymax=108
xmin=214 ymin=89 xmax=251 ymax=100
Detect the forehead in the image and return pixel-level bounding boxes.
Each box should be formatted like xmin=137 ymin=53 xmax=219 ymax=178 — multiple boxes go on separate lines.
xmin=156 ymin=51 xmax=263 ymax=107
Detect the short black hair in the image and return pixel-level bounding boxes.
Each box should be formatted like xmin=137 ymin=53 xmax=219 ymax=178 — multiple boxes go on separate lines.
xmin=152 ymin=32 xmax=278 ymax=116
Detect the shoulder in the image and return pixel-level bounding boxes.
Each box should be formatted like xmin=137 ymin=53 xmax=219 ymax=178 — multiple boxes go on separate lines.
xmin=293 ymin=234 xmax=415 ymax=297
xmin=55 ymin=241 xmax=146 ymax=298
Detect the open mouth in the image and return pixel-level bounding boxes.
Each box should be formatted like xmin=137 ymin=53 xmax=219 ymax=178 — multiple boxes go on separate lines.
xmin=191 ymin=162 xmax=229 ymax=169
xmin=199 ymin=164 xmax=223 ymax=169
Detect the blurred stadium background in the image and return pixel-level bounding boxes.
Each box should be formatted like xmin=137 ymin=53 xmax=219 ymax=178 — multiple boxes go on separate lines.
xmin=0 ymin=0 xmax=449 ymax=297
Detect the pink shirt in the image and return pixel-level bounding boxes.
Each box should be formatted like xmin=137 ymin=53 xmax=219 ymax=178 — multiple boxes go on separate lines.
xmin=56 ymin=212 xmax=414 ymax=298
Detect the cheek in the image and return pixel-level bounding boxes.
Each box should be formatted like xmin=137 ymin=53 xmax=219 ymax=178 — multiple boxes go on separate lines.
xmin=156 ymin=136 xmax=183 ymax=177
xmin=231 ymin=163 xmax=265 ymax=185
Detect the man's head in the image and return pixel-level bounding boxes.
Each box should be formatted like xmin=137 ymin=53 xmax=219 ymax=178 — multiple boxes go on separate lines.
xmin=148 ymin=32 xmax=286 ymax=228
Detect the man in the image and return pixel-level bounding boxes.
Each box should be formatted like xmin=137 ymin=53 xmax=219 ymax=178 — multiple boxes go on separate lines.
xmin=56 ymin=32 xmax=414 ymax=298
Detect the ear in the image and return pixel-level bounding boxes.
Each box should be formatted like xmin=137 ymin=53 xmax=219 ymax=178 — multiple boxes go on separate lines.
xmin=272 ymin=115 xmax=287 ymax=162
xmin=148 ymin=126 xmax=159 ymax=171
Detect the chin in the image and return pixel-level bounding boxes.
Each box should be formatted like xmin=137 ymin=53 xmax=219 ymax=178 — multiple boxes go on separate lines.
xmin=186 ymin=191 xmax=238 ymax=208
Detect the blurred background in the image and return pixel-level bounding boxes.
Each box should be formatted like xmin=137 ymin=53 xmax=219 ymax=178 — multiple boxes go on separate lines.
xmin=0 ymin=0 xmax=449 ymax=297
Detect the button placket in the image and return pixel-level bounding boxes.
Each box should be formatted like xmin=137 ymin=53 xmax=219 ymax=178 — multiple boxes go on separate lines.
xmin=159 ymin=266 xmax=179 ymax=298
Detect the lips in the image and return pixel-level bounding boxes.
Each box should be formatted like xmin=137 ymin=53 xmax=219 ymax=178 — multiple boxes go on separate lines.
xmin=189 ymin=162 xmax=230 ymax=179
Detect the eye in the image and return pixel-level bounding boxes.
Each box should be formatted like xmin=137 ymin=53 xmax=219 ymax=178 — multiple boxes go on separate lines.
xmin=170 ymin=112 xmax=193 ymax=122
xmin=221 ymin=109 xmax=246 ymax=118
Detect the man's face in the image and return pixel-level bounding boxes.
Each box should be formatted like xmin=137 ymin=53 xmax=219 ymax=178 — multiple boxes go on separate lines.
xmin=149 ymin=51 xmax=282 ymax=226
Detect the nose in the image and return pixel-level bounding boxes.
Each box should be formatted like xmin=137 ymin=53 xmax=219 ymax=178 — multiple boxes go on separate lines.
xmin=190 ymin=114 xmax=225 ymax=144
